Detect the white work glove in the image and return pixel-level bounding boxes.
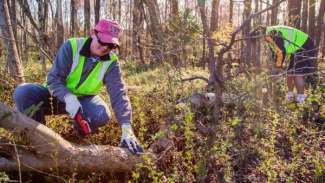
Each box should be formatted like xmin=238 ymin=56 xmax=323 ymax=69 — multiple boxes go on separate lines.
xmin=287 ymin=92 xmax=295 ymax=102
xmin=64 ymin=93 xmax=82 ymax=118
xmin=296 ymin=94 xmax=306 ymax=104
xmin=120 ymin=124 xmax=143 ymax=154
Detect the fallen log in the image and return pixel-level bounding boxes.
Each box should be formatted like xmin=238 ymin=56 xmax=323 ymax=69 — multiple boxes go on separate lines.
xmin=0 ymin=102 xmax=147 ymax=173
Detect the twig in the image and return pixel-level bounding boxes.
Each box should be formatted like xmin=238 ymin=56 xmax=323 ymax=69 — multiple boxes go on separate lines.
xmin=12 ymin=140 xmax=22 ymax=183
xmin=181 ymin=76 xmax=209 ymax=83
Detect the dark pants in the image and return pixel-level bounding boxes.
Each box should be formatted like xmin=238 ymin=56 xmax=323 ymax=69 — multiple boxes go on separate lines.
xmin=13 ymin=83 xmax=111 ymax=130
xmin=287 ymin=37 xmax=317 ymax=76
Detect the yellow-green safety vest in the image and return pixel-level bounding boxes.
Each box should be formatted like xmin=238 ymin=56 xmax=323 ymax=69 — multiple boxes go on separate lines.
xmin=65 ymin=37 xmax=117 ymax=96
xmin=266 ymin=25 xmax=308 ymax=54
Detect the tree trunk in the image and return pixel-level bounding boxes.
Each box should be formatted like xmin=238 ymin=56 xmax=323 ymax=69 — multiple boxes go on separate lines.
xmin=21 ymin=1 xmax=28 ymax=64
xmin=55 ymin=0 xmax=64 ymax=50
xmin=287 ymin=0 xmax=302 ymax=28
xmin=70 ymin=0 xmax=77 ymax=36
xmin=316 ymin=0 xmax=325 ymax=57
xmin=229 ymin=0 xmax=233 ymax=25
xmin=9 ymin=0 xmax=17 ymax=40
xmin=210 ymin=0 xmax=220 ymax=32
xmin=307 ymin=0 xmax=315 ymax=38
xmin=95 ymin=0 xmax=101 ymax=24
xmin=0 ymin=103 xmax=146 ymax=173
xmin=253 ymin=0 xmax=261 ymax=68
xmin=118 ymin=0 xmax=122 ymax=22
xmin=84 ymin=0 xmax=90 ymax=35
xmin=301 ymin=0 xmax=308 ymax=32
xmin=132 ymin=0 xmax=145 ymax=64
xmin=271 ymin=0 xmax=279 ymax=25
xmin=170 ymin=0 xmax=179 ymax=18
xmin=0 ymin=0 xmax=24 ymax=83
xmin=38 ymin=0 xmax=48 ymax=76
xmin=242 ymin=0 xmax=252 ymax=66
xmin=142 ymin=0 xmax=163 ymax=64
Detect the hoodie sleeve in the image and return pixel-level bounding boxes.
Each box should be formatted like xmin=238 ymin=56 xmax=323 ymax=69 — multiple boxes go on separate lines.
xmin=47 ymin=40 xmax=73 ymax=102
xmin=104 ymin=61 xmax=132 ymax=125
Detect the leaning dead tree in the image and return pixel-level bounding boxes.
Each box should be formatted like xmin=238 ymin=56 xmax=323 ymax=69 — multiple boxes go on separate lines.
xmin=0 ymin=102 xmax=146 ymax=173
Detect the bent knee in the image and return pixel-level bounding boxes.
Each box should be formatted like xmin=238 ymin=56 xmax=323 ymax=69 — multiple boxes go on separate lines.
xmin=13 ymin=83 xmax=37 ymax=103
xmin=90 ymin=107 xmax=111 ymax=129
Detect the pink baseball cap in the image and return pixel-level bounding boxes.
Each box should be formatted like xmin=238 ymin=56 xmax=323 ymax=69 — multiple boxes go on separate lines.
xmin=94 ymin=19 xmax=122 ymax=46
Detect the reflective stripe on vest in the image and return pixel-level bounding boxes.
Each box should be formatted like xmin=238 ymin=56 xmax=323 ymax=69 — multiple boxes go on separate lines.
xmin=66 ymin=37 xmax=117 ymax=96
xmin=266 ymin=25 xmax=308 ymax=54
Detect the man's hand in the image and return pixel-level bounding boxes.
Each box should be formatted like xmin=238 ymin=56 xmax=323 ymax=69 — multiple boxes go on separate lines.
xmin=64 ymin=93 xmax=82 ymax=118
xmin=120 ymin=124 xmax=143 ymax=154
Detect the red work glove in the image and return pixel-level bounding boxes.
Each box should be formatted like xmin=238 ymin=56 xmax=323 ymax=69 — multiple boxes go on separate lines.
xmin=74 ymin=109 xmax=92 ymax=136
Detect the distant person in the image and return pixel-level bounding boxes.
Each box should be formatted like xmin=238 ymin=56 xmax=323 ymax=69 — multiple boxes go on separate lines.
xmin=252 ymin=25 xmax=317 ymax=103
xmin=13 ymin=19 xmax=143 ymax=154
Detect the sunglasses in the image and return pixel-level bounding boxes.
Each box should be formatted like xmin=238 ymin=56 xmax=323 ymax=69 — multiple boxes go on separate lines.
xmin=95 ymin=32 xmax=117 ymax=49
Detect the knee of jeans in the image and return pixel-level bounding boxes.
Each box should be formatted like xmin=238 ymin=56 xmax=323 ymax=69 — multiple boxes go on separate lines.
xmin=13 ymin=83 xmax=35 ymax=106
xmin=90 ymin=108 xmax=111 ymax=129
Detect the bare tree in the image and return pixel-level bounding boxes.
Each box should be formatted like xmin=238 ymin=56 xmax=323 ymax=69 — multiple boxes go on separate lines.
xmin=271 ymin=0 xmax=279 ymax=25
xmin=252 ymin=0 xmax=261 ymax=68
xmin=70 ymin=0 xmax=77 ymax=36
xmin=143 ymin=0 xmax=163 ymax=63
xmin=170 ymin=0 xmax=179 ymax=17
xmin=287 ymin=0 xmax=302 ymax=28
xmin=242 ymin=0 xmax=252 ymax=66
xmin=84 ymin=0 xmax=90 ymax=35
xmin=95 ymin=0 xmax=101 ymax=24
xmin=0 ymin=0 xmax=25 ymax=83
xmin=8 ymin=0 xmax=17 ymax=40
xmin=37 ymin=0 xmax=48 ymax=75
xmin=210 ymin=0 xmax=220 ymax=32
xmin=229 ymin=0 xmax=234 ymax=24
xmin=307 ymin=0 xmax=315 ymax=39
xmin=316 ymin=0 xmax=325 ymax=56
xmin=56 ymin=0 xmax=64 ymax=49
xmin=132 ymin=0 xmax=145 ymax=64
xmin=301 ymin=0 xmax=308 ymax=32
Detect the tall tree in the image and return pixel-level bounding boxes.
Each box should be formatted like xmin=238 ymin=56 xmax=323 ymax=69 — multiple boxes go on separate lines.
xmin=38 ymin=0 xmax=49 ymax=75
xmin=242 ymin=0 xmax=252 ymax=65
xmin=170 ymin=0 xmax=179 ymax=18
xmin=307 ymin=0 xmax=316 ymax=38
xmin=287 ymin=0 xmax=302 ymax=28
xmin=132 ymin=0 xmax=145 ymax=64
xmin=142 ymin=0 xmax=163 ymax=63
xmin=70 ymin=0 xmax=77 ymax=36
xmin=84 ymin=0 xmax=90 ymax=35
xmin=8 ymin=0 xmax=17 ymax=40
xmin=95 ymin=0 xmax=101 ymax=24
xmin=55 ymin=0 xmax=64 ymax=49
xmin=229 ymin=0 xmax=233 ymax=25
xmin=301 ymin=0 xmax=308 ymax=32
xmin=0 ymin=0 xmax=24 ymax=82
xmin=252 ymin=0 xmax=261 ymax=67
xmin=316 ymin=0 xmax=325 ymax=56
xmin=197 ymin=0 xmax=209 ymax=69
xmin=271 ymin=0 xmax=280 ymax=25
xmin=210 ymin=0 xmax=220 ymax=32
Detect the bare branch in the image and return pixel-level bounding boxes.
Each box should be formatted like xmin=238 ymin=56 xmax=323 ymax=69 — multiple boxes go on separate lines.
xmin=221 ymin=0 xmax=286 ymax=54
xmin=181 ymin=76 xmax=209 ymax=83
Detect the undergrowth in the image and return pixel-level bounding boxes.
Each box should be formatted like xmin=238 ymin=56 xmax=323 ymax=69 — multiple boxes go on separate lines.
xmin=0 ymin=59 xmax=324 ymax=182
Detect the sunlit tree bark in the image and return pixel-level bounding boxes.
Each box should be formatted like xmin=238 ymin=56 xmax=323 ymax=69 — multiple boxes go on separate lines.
xmin=0 ymin=0 xmax=24 ymax=83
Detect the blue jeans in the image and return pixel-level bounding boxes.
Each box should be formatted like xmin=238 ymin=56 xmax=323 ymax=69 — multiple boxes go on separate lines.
xmin=13 ymin=83 xmax=111 ymax=131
